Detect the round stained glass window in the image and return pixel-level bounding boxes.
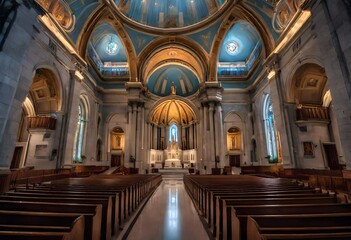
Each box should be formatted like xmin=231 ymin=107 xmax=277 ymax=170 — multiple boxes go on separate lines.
xmin=226 ymin=40 xmax=239 ymax=55
xmin=105 ymin=39 xmax=119 ymax=55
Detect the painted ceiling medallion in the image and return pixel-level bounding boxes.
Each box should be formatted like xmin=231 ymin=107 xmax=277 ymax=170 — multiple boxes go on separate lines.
xmin=105 ymin=37 xmax=119 ymax=55
xmin=226 ymin=40 xmax=239 ymax=55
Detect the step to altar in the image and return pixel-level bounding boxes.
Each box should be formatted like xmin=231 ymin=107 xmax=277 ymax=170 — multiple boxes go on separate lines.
xmin=158 ymin=168 xmax=189 ymax=181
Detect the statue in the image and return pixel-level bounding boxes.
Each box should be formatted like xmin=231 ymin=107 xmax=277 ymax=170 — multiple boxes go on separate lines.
xmin=171 ymin=85 xmax=176 ymax=95
xmin=171 ymin=140 xmax=177 ymax=150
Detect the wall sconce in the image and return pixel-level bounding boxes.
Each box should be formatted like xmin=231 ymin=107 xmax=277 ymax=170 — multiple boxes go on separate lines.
xmin=75 ymin=70 xmax=84 ymax=81
xmin=267 ymin=70 xmax=276 ymax=80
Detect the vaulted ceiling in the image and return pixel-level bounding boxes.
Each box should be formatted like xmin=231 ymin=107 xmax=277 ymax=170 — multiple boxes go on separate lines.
xmin=35 ymin=0 xmax=306 ymax=92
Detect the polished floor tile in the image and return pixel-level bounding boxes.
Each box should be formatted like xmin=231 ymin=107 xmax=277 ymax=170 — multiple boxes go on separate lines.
xmin=127 ymin=180 xmax=209 ymax=240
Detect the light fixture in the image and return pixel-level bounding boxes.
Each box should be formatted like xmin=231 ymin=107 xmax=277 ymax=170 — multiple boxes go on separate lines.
xmin=226 ymin=40 xmax=239 ymax=55
xmin=268 ymin=70 xmax=276 ymax=80
xmin=105 ymin=35 xmax=118 ymax=55
xmin=75 ymin=70 xmax=84 ymax=80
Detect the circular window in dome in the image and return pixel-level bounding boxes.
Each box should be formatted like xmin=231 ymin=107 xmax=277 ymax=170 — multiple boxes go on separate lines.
xmin=105 ymin=38 xmax=119 ymax=55
xmin=226 ymin=41 xmax=239 ymax=55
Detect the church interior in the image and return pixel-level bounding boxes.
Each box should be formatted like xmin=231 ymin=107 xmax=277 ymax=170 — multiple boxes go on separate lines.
xmin=1 ymin=0 xmax=351 ymax=239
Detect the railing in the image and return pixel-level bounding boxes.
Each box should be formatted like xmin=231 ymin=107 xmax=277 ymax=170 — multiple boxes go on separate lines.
xmin=296 ymin=105 xmax=330 ymax=121
xmin=27 ymin=116 xmax=56 ymax=130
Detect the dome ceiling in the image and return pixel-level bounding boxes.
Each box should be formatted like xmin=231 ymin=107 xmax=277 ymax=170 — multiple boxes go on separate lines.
xmin=113 ymin=0 xmax=227 ymax=29
xmin=35 ymin=0 xmax=309 ymax=90
xmin=218 ymin=21 xmax=262 ymax=77
xmin=147 ymin=65 xmax=200 ymax=97
xmin=151 ymin=99 xmax=196 ymax=126
xmin=88 ymin=23 xmax=129 ymax=78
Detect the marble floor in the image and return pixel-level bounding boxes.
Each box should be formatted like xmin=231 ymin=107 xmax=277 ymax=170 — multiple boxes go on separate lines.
xmin=126 ymin=179 xmax=209 ymax=240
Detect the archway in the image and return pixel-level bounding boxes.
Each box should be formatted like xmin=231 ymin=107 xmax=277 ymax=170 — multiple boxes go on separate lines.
xmin=291 ymin=63 xmax=342 ymax=169
xmin=227 ymin=127 xmax=241 ymax=167
xmin=148 ymin=98 xmax=198 ymax=169
xmin=110 ymin=127 xmax=125 ymax=167
xmin=10 ymin=68 xmax=61 ymax=169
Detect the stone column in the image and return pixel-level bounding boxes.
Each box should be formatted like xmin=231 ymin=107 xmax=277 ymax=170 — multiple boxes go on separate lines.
xmin=209 ymin=102 xmax=215 ymax=168
xmin=135 ymin=104 xmax=142 ymax=170
xmin=182 ymin=126 xmax=186 ymax=149
xmin=215 ymin=104 xmax=224 ymax=167
xmin=153 ymin=125 xmax=157 ymax=149
xmin=266 ymin=54 xmax=295 ymax=168
xmin=199 ymin=82 xmax=223 ymax=173
xmin=0 ymin=3 xmax=37 ymax=168
xmin=202 ymin=104 xmax=209 ymax=172
xmin=314 ymin=0 xmax=351 ymax=168
xmin=131 ymin=103 xmax=137 ymax=162
xmin=125 ymin=82 xmax=144 ymax=169
xmin=126 ymin=105 xmax=133 ymax=163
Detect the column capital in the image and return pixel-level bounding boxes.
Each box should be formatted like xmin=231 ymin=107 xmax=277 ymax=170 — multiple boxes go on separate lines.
xmin=199 ymin=82 xmax=223 ymax=104
xmin=125 ymin=82 xmax=146 ymax=103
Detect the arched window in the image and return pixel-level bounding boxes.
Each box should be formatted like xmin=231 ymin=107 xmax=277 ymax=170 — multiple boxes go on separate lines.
xmin=169 ymin=124 xmax=178 ymax=142
xmin=73 ymin=99 xmax=87 ymax=162
xmin=263 ymin=95 xmax=278 ymax=163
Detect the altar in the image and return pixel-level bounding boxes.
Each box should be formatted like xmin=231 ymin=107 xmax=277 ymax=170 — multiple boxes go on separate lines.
xmin=164 ymin=158 xmax=182 ymax=168
xmin=164 ymin=139 xmax=182 ymax=168
xmin=148 ymin=123 xmax=197 ymax=169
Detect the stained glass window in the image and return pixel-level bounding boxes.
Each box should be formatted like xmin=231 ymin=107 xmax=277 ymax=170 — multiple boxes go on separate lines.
xmin=73 ymin=100 xmax=87 ymax=162
xmin=263 ymin=95 xmax=278 ymax=163
xmin=169 ymin=124 xmax=178 ymax=142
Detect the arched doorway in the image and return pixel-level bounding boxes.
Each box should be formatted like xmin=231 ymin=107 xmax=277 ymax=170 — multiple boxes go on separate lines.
xmin=292 ymin=63 xmax=342 ymax=169
xmin=227 ymin=127 xmax=241 ymax=167
xmin=110 ymin=127 xmax=124 ymax=167
xmin=11 ymin=68 xmax=61 ymax=169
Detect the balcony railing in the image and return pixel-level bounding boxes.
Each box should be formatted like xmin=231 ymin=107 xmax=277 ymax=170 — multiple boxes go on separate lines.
xmin=296 ymin=105 xmax=330 ymax=121
xmin=27 ymin=116 xmax=56 ymax=130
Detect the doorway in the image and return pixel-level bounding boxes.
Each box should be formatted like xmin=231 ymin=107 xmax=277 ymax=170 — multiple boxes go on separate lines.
xmin=229 ymin=155 xmax=240 ymax=167
xmin=111 ymin=155 xmax=122 ymax=167
xmin=323 ymin=144 xmax=341 ymax=170
xmin=10 ymin=147 xmax=23 ymax=169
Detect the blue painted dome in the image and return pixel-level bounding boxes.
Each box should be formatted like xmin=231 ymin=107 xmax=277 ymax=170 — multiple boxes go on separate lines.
xmin=147 ymin=65 xmax=199 ymax=97
xmin=218 ymin=21 xmax=262 ymax=76
xmin=114 ymin=0 xmax=226 ymax=28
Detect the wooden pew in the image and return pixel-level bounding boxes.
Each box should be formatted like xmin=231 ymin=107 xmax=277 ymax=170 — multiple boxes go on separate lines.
xmin=0 ymin=200 xmax=102 ymax=240
xmin=205 ymin=188 xmax=318 ymax=223
xmin=229 ymin=203 xmax=351 ymax=240
xmin=209 ymin=191 xmax=329 ymax=236
xmin=215 ymin=194 xmax=336 ymax=238
xmin=6 ymin=174 xmax=162 ymax=239
xmin=208 ymin=189 xmax=325 ymax=228
xmin=0 ymin=210 xmax=85 ymax=240
xmin=12 ymin=189 xmax=121 ymax=235
xmin=32 ymin=185 xmax=128 ymax=221
xmin=247 ymin=214 xmax=351 ymax=240
xmin=0 ymin=195 xmax=112 ymax=240
xmin=0 ymin=231 xmax=76 ymax=240
xmin=260 ymin=232 xmax=351 ymax=240
xmin=184 ymin=175 xmax=347 ymax=239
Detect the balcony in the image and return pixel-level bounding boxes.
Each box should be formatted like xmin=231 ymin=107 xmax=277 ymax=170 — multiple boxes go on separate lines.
xmin=27 ymin=116 xmax=56 ymax=130
xmin=296 ymin=105 xmax=330 ymax=122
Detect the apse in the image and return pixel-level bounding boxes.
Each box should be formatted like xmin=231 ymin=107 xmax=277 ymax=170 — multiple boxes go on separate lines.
xmin=87 ymin=23 xmax=129 ymax=78
xmin=146 ymin=65 xmax=199 ymax=97
xmin=217 ymin=21 xmax=262 ymax=77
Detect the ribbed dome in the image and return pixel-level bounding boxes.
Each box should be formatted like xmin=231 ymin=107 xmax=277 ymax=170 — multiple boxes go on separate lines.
xmin=151 ymin=99 xmax=196 ymax=126
xmin=114 ymin=0 xmax=227 ymax=29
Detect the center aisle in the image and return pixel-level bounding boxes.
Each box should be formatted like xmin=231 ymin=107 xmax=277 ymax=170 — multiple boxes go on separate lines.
xmin=126 ymin=178 xmax=209 ymax=240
